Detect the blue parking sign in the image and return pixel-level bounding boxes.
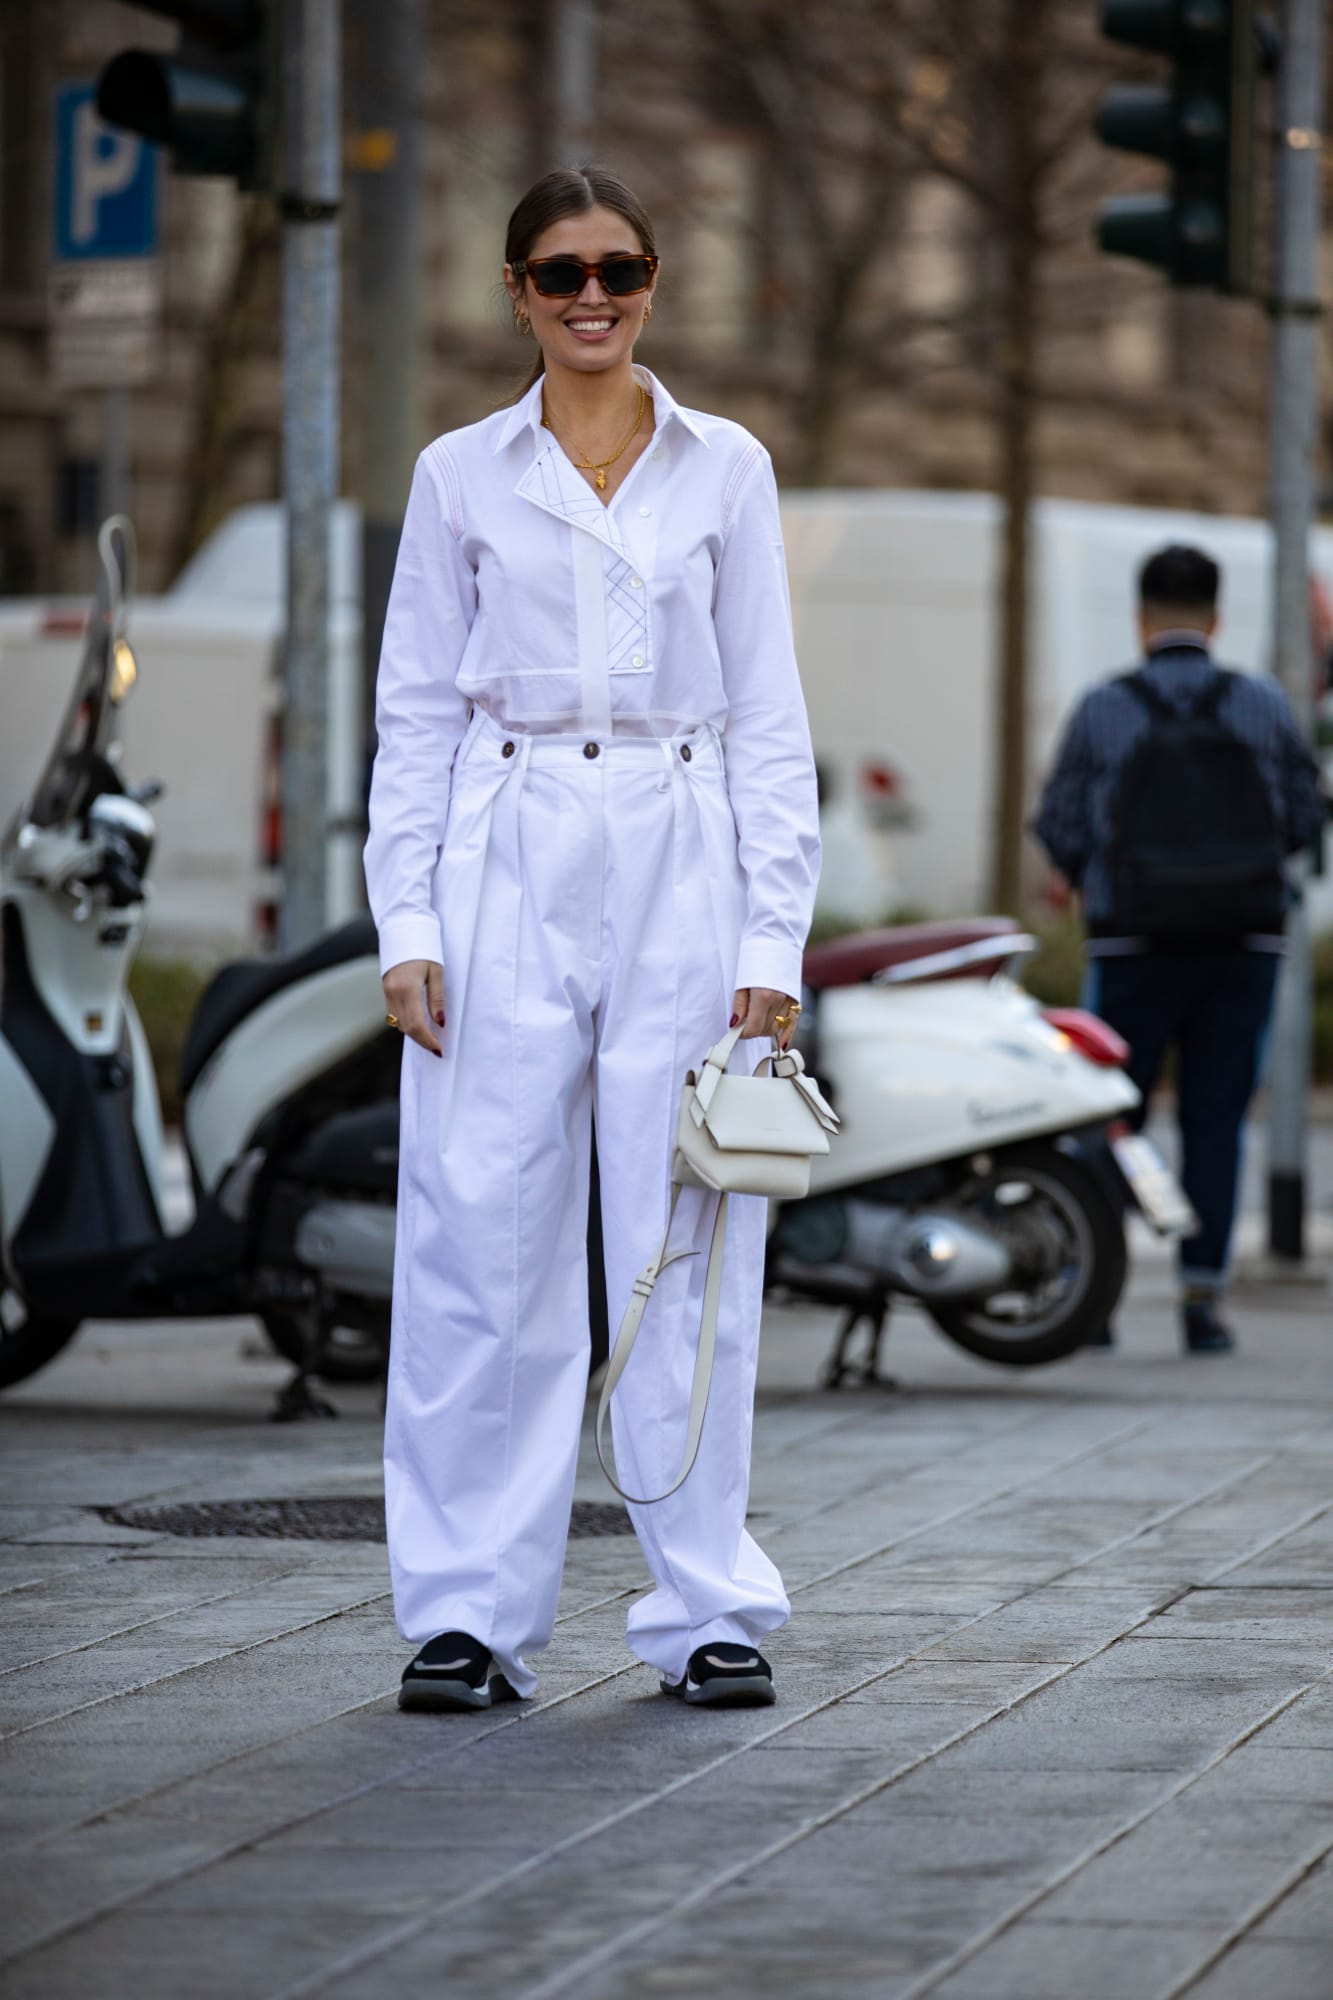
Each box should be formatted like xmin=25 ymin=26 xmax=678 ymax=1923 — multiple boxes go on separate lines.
xmin=53 ymin=83 xmax=159 ymax=262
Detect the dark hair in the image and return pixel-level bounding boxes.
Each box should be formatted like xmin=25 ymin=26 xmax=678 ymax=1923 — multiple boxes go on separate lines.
xmin=505 ymin=165 xmax=656 ymax=397
xmin=1138 ymin=544 xmax=1221 ymax=615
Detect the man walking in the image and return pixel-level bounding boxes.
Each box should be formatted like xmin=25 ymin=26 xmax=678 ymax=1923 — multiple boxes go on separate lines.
xmin=1033 ymin=545 xmax=1326 ymax=1352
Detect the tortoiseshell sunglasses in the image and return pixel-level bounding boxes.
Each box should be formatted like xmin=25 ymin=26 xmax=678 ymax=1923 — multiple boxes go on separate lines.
xmin=510 ymin=253 xmax=659 ymax=298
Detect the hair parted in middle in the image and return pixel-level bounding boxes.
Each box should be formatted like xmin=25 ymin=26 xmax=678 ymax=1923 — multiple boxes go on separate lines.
xmin=505 ymin=165 xmax=657 ymax=398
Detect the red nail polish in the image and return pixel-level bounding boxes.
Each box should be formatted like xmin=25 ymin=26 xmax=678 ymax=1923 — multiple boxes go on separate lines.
xmin=435 ymin=1011 xmax=445 ymax=1026
xmin=729 ymin=1014 xmax=740 ymax=1028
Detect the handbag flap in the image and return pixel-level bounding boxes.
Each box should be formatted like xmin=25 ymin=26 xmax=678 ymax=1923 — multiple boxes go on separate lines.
xmin=694 ymin=1073 xmax=832 ymax=1157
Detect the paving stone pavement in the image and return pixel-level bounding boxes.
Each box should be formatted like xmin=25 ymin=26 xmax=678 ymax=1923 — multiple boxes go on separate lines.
xmin=1 ymin=1224 xmax=1330 ymax=1999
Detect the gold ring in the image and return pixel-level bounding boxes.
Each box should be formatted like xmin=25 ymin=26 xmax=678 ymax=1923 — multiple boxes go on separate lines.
xmin=385 ymin=1013 xmax=400 ymax=1029
xmin=773 ymin=1011 xmax=792 ymax=1031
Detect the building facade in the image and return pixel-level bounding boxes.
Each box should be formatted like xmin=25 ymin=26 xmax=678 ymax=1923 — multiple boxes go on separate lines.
xmin=0 ymin=0 xmax=1328 ymax=597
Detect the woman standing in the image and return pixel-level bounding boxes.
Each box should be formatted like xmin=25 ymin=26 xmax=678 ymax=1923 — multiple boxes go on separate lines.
xmin=364 ymin=166 xmax=820 ymax=1713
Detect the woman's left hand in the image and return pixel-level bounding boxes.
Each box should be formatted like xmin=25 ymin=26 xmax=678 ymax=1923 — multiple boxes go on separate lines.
xmin=732 ymin=987 xmax=801 ymax=1051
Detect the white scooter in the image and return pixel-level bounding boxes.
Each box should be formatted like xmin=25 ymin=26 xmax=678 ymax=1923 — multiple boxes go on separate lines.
xmin=767 ymin=920 xmax=1194 ymax=1381
xmin=0 ymin=521 xmax=398 ymax=1413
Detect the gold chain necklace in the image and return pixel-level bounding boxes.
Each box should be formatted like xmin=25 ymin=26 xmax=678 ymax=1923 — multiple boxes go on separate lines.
xmin=541 ymin=383 xmax=647 ymax=491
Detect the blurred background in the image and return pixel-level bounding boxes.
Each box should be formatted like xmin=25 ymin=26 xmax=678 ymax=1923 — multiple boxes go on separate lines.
xmin=1 ymin=0 xmax=1331 ymax=1100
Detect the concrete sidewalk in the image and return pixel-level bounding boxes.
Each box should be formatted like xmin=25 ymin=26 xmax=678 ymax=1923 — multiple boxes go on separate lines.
xmin=1 ymin=1242 xmax=1331 ymax=1998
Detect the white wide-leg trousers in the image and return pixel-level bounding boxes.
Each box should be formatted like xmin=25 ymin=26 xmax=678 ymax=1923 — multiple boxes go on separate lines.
xmin=385 ymin=712 xmax=790 ymax=1696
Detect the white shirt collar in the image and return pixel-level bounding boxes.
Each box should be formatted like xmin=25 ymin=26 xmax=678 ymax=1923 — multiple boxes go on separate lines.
xmin=491 ymin=365 xmax=711 ymax=456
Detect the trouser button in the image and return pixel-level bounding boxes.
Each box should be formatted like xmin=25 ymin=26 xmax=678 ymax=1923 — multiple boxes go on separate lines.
xmin=680 ymin=743 xmax=692 ymax=762
xmin=501 ymin=740 xmax=516 ymax=758
xmin=583 ymin=741 xmax=600 ymax=759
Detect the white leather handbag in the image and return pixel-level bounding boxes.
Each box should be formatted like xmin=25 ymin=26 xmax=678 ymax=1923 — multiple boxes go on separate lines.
xmin=596 ymin=1023 xmax=839 ymax=1505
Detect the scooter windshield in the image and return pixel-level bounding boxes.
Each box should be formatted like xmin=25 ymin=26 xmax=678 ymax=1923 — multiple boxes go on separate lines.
xmin=22 ymin=518 xmax=136 ymax=836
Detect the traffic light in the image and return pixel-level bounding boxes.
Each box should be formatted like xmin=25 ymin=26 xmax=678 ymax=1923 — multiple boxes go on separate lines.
xmin=96 ymin=1 xmax=276 ymax=189
xmin=1095 ymin=0 xmax=1257 ymax=292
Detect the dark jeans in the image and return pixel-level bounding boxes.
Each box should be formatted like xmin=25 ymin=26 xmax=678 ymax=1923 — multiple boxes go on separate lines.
xmin=1084 ymin=950 xmax=1280 ymax=1287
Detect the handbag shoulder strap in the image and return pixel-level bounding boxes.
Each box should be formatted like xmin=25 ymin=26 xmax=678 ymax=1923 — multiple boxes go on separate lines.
xmin=595 ymin=1186 xmax=729 ymax=1507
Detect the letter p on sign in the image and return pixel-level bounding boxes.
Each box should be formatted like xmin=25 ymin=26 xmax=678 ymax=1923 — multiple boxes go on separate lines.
xmin=73 ymin=101 xmax=140 ymax=245
xmin=53 ymin=83 xmax=158 ymax=263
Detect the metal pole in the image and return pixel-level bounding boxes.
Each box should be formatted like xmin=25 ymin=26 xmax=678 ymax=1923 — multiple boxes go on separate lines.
xmin=354 ymin=0 xmax=423 ymax=892
xmin=280 ymin=0 xmax=341 ymax=951
xmin=101 ymin=386 xmax=130 ymax=520
xmin=552 ymin=0 xmax=597 ymax=162
xmin=1265 ymin=0 xmax=1325 ymax=1261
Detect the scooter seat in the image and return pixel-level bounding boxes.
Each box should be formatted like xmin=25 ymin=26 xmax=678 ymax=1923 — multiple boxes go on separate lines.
xmin=803 ymin=918 xmax=1023 ymax=993
xmin=180 ymin=916 xmax=380 ymax=1096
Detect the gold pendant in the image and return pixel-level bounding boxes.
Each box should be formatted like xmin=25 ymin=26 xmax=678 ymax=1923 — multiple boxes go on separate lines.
xmin=595 ymin=469 xmax=607 ymax=490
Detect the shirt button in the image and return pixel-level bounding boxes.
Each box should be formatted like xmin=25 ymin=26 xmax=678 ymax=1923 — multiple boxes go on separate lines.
xmin=632 ymin=653 xmax=645 ymax=668
xmin=639 ymin=506 xmax=651 ymax=517
xmin=651 ymin=449 xmax=663 ymax=461
xmin=631 ymin=576 xmax=643 ymax=588
xmin=501 ymin=740 xmax=516 ymax=759
xmin=680 ymin=743 xmax=692 ymax=763
xmin=583 ymin=741 xmax=600 ymax=759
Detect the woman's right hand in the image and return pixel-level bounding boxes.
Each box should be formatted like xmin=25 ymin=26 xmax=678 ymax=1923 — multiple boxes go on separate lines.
xmin=383 ymin=960 xmax=445 ymax=1058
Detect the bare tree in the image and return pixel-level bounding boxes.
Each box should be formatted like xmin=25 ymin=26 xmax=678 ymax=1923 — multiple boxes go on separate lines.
xmin=622 ymin=0 xmax=1120 ymax=912
xmin=683 ymin=1 xmax=909 ymax=482
xmin=885 ymin=0 xmax=1107 ymax=912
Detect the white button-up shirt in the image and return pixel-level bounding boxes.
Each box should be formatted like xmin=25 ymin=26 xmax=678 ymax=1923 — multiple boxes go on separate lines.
xmin=364 ymin=366 xmax=820 ymax=999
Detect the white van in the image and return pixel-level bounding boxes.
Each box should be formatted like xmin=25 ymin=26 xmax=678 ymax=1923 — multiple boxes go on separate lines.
xmin=2 ymin=492 xmax=1326 ymax=953
xmin=783 ymin=491 xmax=1332 ymax=925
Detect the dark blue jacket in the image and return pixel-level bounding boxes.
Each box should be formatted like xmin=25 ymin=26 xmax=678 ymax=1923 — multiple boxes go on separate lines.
xmin=1031 ymin=640 xmax=1326 ymax=932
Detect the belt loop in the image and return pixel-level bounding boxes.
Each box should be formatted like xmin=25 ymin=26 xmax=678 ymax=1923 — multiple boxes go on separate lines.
xmin=657 ymin=736 xmax=678 ymax=794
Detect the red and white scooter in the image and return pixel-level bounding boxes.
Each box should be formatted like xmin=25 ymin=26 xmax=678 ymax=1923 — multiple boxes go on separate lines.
xmin=768 ymin=920 xmax=1194 ymax=1380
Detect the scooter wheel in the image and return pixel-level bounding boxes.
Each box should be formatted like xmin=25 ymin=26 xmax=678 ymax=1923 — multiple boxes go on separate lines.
xmin=924 ymin=1142 xmax=1127 ymax=1368
xmin=0 ymin=1287 xmax=82 ymax=1389
xmin=259 ymin=1307 xmax=385 ymax=1383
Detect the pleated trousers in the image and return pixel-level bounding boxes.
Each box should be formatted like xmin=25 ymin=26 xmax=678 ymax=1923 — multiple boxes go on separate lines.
xmin=385 ymin=709 xmax=790 ymax=1694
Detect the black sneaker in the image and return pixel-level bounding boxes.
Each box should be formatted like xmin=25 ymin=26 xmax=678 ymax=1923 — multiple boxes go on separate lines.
xmin=1182 ymin=1298 xmax=1235 ymax=1354
xmin=398 ymin=1630 xmax=522 ymax=1712
xmin=661 ymin=1642 xmax=775 ymax=1707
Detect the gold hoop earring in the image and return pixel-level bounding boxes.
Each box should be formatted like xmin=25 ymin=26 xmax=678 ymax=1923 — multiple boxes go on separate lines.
xmin=514 ymin=309 xmax=531 ymax=335
xmin=643 ymin=300 xmax=653 ymax=324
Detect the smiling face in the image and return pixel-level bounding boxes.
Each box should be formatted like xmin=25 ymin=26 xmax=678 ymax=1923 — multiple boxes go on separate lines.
xmin=504 ymin=203 xmax=657 ymax=377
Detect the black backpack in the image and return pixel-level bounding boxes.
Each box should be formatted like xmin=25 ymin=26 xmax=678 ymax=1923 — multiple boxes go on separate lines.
xmin=1107 ymin=670 xmax=1288 ymax=937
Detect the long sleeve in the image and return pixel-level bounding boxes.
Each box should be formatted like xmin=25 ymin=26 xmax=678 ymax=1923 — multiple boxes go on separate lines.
xmin=1267 ymin=684 xmax=1327 ymax=854
xmin=1031 ymin=696 xmax=1097 ymax=886
xmin=711 ymin=445 xmax=820 ymax=1000
xmin=363 ymin=446 xmax=476 ymax=976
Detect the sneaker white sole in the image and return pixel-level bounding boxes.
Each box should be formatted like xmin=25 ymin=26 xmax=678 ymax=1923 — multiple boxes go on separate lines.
xmin=663 ymin=1674 xmax=776 ymax=1707
xmin=397 ymin=1673 xmax=520 ymax=1713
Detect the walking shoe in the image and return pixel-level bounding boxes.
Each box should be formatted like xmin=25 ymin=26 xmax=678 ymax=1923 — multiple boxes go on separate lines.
xmin=660 ymin=1643 xmax=776 ymax=1707
xmin=1182 ymin=1298 xmax=1235 ymax=1354
xmin=398 ymin=1630 xmax=522 ymax=1712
